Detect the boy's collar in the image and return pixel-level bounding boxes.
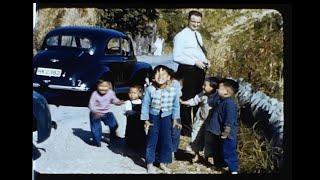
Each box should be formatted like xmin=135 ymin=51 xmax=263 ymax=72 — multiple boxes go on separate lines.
xmin=154 ymin=84 xmax=171 ymax=91
xmin=131 ymin=99 xmax=142 ymax=105
xmin=220 ymin=96 xmax=233 ymax=100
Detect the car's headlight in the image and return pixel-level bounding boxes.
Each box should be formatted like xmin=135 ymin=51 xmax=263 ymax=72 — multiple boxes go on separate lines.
xmin=89 ymin=49 xmax=94 ymax=55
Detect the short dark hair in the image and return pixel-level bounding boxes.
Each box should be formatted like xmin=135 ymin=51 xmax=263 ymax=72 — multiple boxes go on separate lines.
xmin=97 ymin=78 xmax=111 ymax=84
xmin=188 ymin=10 xmax=202 ymax=20
xmin=152 ymin=65 xmax=174 ymax=87
xmin=152 ymin=65 xmax=173 ymax=79
xmin=219 ymin=78 xmax=239 ymax=94
xmin=204 ymin=76 xmax=219 ymax=90
xmin=166 ymin=67 xmax=175 ymax=79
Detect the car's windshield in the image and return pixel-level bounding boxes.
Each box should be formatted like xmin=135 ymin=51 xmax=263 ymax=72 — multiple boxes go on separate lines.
xmin=45 ymin=35 xmax=92 ymax=49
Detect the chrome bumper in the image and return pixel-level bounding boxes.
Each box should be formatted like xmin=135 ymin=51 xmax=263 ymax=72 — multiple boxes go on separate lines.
xmin=33 ymin=83 xmax=89 ymax=91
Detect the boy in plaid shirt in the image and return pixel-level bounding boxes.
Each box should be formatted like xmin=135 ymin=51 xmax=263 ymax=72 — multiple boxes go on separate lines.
xmin=141 ymin=65 xmax=181 ymax=174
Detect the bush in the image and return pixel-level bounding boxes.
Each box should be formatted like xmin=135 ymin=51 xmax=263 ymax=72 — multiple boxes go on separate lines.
xmin=206 ymin=11 xmax=283 ymax=100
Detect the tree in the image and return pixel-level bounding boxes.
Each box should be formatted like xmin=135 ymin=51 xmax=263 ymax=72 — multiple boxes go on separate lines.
xmin=97 ymin=8 xmax=159 ymax=38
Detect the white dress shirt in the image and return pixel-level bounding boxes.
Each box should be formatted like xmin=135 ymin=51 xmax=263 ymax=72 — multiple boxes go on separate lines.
xmin=173 ymin=27 xmax=208 ymax=66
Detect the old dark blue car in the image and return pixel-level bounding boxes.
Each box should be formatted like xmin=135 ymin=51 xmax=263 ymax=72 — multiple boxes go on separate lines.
xmin=33 ymin=26 xmax=152 ymax=105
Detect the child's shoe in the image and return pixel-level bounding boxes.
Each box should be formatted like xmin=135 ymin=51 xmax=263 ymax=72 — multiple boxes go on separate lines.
xmin=207 ymin=157 xmax=214 ymax=165
xmin=192 ymin=154 xmax=200 ymax=163
xmin=172 ymin=152 xmax=176 ymax=161
xmin=159 ymin=163 xmax=172 ymax=174
xmin=147 ymin=164 xmax=156 ymax=174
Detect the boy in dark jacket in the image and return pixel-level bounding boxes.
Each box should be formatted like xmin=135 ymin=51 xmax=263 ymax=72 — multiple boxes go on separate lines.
xmin=205 ymin=78 xmax=239 ymax=174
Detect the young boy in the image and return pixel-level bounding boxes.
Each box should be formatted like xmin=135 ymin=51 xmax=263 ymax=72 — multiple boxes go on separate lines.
xmin=124 ymin=85 xmax=146 ymax=152
xmin=180 ymin=77 xmax=219 ymax=163
xmin=88 ymin=78 xmax=124 ymax=147
xmin=141 ymin=65 xmax=181 ymax=174
xmin=204 ymin=78 xmax=239 ymax=174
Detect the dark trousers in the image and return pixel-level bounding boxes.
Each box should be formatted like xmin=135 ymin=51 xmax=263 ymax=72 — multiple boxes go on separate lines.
xmin=125 ymin=111 xmax=146 ymax=151
xmin=171 ymin=118 xmax=181 ymax=153
xmin=204 ymin=131 xmax=239 ymax=172
xmin=177 ymin=64 xmax=205 ymax=137
xmin=222 ymin=138 xmax=239 ymax=172
xmin=89 ymin=112 xmax=118 ymax=146
xmin=146 ymin=114 xmax=173 ymax=164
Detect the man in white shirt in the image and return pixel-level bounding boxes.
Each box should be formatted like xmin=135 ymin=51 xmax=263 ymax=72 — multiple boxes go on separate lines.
xmin=173 ymin=10 xmax=208 ymax=137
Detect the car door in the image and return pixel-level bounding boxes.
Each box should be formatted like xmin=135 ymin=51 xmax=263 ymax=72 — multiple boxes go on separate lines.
xmin=100 ymin=37 xmax=136 ymax=87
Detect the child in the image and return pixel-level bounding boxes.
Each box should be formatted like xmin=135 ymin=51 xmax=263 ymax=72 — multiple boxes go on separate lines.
xmin=204 ymin=78 xmax=239 ymax=174
xmin=180 ymin=77 xmax=219 ymax=163
xmin=141 ymin=65 xmax=181 ymax=174
xmin=88 ymin=78 xmax=124 ymax=147
xmin=124 ymin=85 xmax=146 ymax=152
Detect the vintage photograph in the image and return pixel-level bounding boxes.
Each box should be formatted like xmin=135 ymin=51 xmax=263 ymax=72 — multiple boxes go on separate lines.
xmin=32 ymin=4 xmax=286 ymax=175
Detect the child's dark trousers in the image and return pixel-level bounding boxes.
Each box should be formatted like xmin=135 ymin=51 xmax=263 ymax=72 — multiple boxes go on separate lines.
xmin=90 ymin=112 xmax=118 ymax=146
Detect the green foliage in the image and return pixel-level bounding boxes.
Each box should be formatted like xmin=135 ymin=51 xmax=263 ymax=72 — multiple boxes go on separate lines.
xmin=98 ymin=8 xmax=159 ymax=37
xmin=210 ymin=12 xmax=284 ymax=100
xmin=156 ymin=18 xmax=169 ymax=39
xmin=152 ymin=9 xmax=188 ymax=55
xmin=156 ymin=9 xmax=187 ymax=42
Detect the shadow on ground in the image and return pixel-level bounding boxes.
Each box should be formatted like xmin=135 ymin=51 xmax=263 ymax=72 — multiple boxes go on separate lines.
xmin=174 ymin=148 xmax=194 ymax=162
xmin=72 ymin=128 xmax=96 ymax=146
xmin=72 ymin=128 xmax=146 ymax=169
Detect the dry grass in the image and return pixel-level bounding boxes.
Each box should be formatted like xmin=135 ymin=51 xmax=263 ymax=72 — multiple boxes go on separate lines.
xmin=237 ymin=121 xmax=277 ymax=173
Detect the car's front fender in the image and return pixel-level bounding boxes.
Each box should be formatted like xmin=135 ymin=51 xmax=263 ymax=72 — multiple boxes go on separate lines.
xmin=130 ymin=62 xmax=153 ymax=85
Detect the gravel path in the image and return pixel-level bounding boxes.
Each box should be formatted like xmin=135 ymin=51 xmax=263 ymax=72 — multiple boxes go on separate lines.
xmin=33 ymin=105 xmax=149 ymax=174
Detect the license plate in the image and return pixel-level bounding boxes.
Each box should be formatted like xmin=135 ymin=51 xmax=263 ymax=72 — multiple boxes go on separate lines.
xmin=36 ymin=67 xmax=62 ymax=77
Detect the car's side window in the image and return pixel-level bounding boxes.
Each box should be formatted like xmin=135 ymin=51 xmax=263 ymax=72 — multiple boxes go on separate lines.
xmin=106 ymin=38 xmax=121 ymax=55
xmin=46 ymin=36 xmax=59 ymax=46
xmin=79 ymin=37 xmax=92 ymax=49
xmin=46 ymin=35 xmax=92 ymax=49
xmin=105 ymin=38 xmax=131 ymax=56
xmin=61 ymin=36 xmax=77 ymax=47
xmin=121 ymin=39 xmax=130 ymax=56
